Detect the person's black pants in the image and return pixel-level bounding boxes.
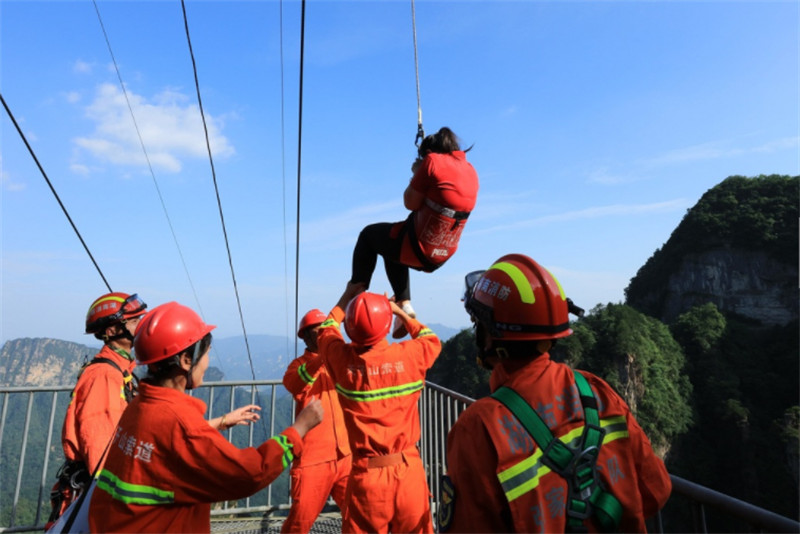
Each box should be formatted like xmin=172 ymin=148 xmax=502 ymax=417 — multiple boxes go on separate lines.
xmin=350 ymin=222 xmax=411 ymax=302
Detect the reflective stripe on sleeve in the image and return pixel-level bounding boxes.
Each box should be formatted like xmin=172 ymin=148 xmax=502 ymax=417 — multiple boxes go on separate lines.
xmin=270 ymin=434 xmax=295 ymax=469
xmin=298 ymin=363 xmax=316 ymax=386
xmin=320 ymin=318 xmax=339 ymax=329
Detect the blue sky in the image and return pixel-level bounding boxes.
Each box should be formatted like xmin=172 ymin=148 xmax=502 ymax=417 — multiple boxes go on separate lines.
xmin=1 ymin=0 xmax=798 ymax=350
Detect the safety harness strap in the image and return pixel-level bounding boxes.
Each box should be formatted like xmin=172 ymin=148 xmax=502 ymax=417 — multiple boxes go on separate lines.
xmin=90 ymin=357 xmax=139 ymax=402
xmin=491 ymin=371 xmax=622 ymax=532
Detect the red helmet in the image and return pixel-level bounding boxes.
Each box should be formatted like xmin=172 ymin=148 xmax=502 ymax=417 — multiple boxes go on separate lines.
xmin=464 ymin=254 xmax=572 ymax=341
xmin=134 ymin=302 xmax=215 ymax=365
xmin=85 ymin=292 xmax=147 ymax=334
xmin=344 ymin=292 xmax=392 ymax=346
xmin=298 ymin=309 xmax=327 ymax=338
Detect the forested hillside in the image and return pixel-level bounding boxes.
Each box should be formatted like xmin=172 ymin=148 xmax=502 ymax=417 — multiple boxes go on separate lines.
xmin=428 ymin=175 xmax=799 ymax=531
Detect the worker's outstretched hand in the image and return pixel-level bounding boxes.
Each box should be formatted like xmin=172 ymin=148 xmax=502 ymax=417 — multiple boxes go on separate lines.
xmin=226 ymin=405 xmax=261 ymax=428
xmin=336 ymin=281 xmax=367 ymax=310
xmin=293 ymin=398 xmax=323 ymax=438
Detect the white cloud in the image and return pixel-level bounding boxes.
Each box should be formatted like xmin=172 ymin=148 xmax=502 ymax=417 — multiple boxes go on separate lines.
xmin=1 ymin=167 xmax=27 ymax=192
xmin=73 ymin=60 xmax=93 ymax=74
xmin=586 ymin=168 xmax=635 ymax=185
xmin=501 ymin=105 xmax=518 ymax=117
xmin=474 ymin=199 xmax=690 ymax=234
xmin=72 ymin=83 xmax=234 ymax=174
xmin=644 ymin=136 xmax=799 ymax=167
xmin=65 ymin=91 xmax=81 ymax=104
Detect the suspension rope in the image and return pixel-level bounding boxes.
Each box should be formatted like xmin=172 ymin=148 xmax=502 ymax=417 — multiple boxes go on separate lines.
xmin=411 ymin=0 xmax=425 ymax=147
xmin=91 ymin=1 xmax=226 ymax=377
xmin=1 ymin=93 xmax=112 ymax=293
xmin=279 ymin=0 xmax=294 ymax=361
xmin=180 ymin=0 xmax=257 ymax=381
xmin=294 ymin=0 xmax=307 ymax=361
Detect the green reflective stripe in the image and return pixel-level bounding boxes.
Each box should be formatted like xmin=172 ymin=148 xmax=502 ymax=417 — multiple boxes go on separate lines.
xmin=271 ymin=434 xmax=294 ymax=469
xmin=417 ymin=327 xmax=436 ymax=338
xmin=298 ymin=363 xmax=316 ymax=386
xmin=601 ymin=415 xmax=630 ymax=442
xmin=320 ymin=318 xmax=339 ymax=329
xmin=499 ymin=426 xmax=584 ymax=501
xmin=97 ymin=469 xmax=174 ymax=505
xmin=335 ymin=380 xmax=424 ymax=402
xmin=497 ymin=417 xmax=628 ymax=502
xmin=488 ymin=262 xmax=535 ymax=304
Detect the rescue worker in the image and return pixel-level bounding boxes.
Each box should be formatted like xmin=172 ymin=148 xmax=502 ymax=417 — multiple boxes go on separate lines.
xmin=440 ymin=254 xmax=672 ymax=533
xmin=88 ymin=302 xmax=323 ymax=533
xmin=281 ymin=309 xmax=352 ymax=533
xmin=49 ymin=292 xmax=148 ymax=528
xmin=349 ymin=127 xmax=479 ymax=339
xmin=318 ymin=283 xmax=442 ymax=534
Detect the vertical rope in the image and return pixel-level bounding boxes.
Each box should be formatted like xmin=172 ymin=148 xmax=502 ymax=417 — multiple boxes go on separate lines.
xmin=294 ymin=0 xmax=307 ymax=359
xmin=411 ymin=0 xmax=425 ymax=147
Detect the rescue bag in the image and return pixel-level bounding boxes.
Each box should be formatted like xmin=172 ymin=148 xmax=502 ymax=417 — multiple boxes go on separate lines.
xmin=403 ymin=198 xmax=470 ymax=272
xmin=491 ymin=371 xmax=623 ymax=532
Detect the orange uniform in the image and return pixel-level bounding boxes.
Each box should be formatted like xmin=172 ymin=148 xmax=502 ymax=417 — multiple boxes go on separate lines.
xmin=88 ymin=382 xmax=303 ymax=533
xmin=443 ymin=355 xmax=672 ymax=533
xmin=318 ymin=306 xmax=441 ymax=534
xmin=62 ymin=345 xmax=136 ymax=473
xmin=281 ymin=349 xmax=351 ymax=533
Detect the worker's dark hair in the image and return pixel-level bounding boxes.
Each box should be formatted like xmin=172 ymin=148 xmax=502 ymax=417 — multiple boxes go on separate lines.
xmin=144 ymin=334 xmax=212 ymax=384
xmin=492 ymin=338 xmax=555 ymax=360
xmin=419 ymin=127 xmax=471 ymax=156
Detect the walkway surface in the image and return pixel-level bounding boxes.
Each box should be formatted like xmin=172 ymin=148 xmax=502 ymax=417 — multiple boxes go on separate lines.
xmin=211 ymin=512 xmax=343 ymax=534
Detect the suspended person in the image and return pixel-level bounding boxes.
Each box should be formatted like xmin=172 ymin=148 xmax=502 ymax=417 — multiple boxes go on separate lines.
xmin=349 ymin=127 xmax=479 ymax=339
xmin=439 ymin=254 xmax=672 ymax=533
xmin=88 ymin=302 xmax=323 ymax=533
xmin=317 ymin=283 xmax=441 ymax=534
xmin=281 ymin=309 xmax=352 ymax=533
xmin=47 ymin=292 xmax=148 ymax=528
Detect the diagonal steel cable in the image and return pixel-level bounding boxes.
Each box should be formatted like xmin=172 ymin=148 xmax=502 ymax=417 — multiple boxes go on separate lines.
xmin=180 ymin=0 xmax=256 ymax=381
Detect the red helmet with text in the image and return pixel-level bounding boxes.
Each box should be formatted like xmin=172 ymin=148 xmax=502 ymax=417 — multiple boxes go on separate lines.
xmin=344 ymin=292 xmax=392 ymax=346
xmin=464 ymin=254 xmax=573 ymax=341
xmin=85 ymin=292 xmax=147 ymax=334
xmin=134 ymin=302 xmax=215 ymax=365
xmin=297 ymin=309 xmax=327 ymax=338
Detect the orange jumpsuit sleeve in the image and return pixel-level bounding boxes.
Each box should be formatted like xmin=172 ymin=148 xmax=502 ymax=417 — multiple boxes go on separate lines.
xmin=445 ymin=409 xmax=513 ymax=533
xmin=74 ymin=367 xmax=127 ymax=472
xmin=317 ymin=307 xmax=348 ymax=375
xmin=405 ymin=318 xmax=442 ymax=371
xmin=282 ymin=351 xmax=324 ymax=398
xmin=173 ymin=423 xmax=304 ymax=503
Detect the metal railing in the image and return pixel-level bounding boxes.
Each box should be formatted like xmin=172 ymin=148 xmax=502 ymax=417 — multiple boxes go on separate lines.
xmin=0 ymin=380 xmax=296 ymax=533
xmin=2 ymin=381 xmax=798 ymax=533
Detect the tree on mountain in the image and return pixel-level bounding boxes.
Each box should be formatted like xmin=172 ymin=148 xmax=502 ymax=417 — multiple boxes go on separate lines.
xmin=552 ymin=304 xmax=692 ymax=456
xmin=427 ymin=329 xmax=490 ymax=400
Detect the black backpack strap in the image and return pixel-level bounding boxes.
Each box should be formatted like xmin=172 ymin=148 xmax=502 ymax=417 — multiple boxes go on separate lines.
xmin=89 ymin=357 xmax=138 ymax=402
xmin=491 ymin=372 xmax=622 ymax=532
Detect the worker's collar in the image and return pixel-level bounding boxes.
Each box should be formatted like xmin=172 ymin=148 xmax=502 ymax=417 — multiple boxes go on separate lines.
xmin=110 ymin=346 xmax=133 ymax=361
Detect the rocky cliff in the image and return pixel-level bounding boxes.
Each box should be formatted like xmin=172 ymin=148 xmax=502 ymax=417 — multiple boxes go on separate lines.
xmin=642 ymin=247 xmax=798 ymax=325
xmin=0 ymin=337 xmax=96 ymax=387
xmin=626 ymin=174 xmax=798 ymax=325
